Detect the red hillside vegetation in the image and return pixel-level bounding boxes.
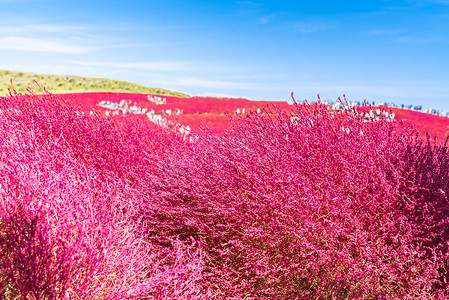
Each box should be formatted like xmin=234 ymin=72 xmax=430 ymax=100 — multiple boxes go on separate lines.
xmin=53 ymin=92 xmax=449 ymax=141
xmin=58 ymin=92 xmax=291 ymax=114
xmin=391 ymin=107 xmax=449 ymax=142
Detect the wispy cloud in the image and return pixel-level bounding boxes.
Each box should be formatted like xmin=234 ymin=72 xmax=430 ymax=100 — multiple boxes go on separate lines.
xmin=395 ymin=35 xmax=442 ymax=43
xmin=62 ymin=59 xmax=248 ymax=74
xmin=28 ymin=24 xmax=87 ymax=32
xmin=366 ymin=28 xmax=443 ymax=44
xmin=0 ymin=23 xmax=88 ymax=34
xmin=291 ymin=83 xmax=401 ymax=95
xmin=0 ymin=21 xmax=96 ymax=54
xmin=366 ymin=29 xmax=403 ymax=36
xmin=63 ymin=60 xmax=194 ymax=72
xmin=259 ymin=13 xmax=280 ymax=25
xmin=291 ymin=21 xmax=329 ymax=34
xmin=95 ymin=42 xmax=168 ymax=49
xmin=0 ymin=37 xmax=93 ymax=53
xmin=0 ymin=22 xmax=162 ymax=54
xmin=156 ymin=77 xmax=251 ymax=89
xmin=198 ymin=92 xmax=253 ymax=99
xmin=0 ymin=26 xmax=28 ymax=34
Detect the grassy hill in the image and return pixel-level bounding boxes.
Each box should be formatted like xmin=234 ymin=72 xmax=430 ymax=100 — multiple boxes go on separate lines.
xmin=0 ymin=70 xmax=190 ymax=98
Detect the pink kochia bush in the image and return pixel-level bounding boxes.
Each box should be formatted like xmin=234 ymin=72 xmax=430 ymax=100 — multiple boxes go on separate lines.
xmin=0 ymin=91 xmax=210 ymax=299
xmin=146 ymin=103 xmax=449 ymax=298
xmin=1 ymin=90 xmax=449 ymax=299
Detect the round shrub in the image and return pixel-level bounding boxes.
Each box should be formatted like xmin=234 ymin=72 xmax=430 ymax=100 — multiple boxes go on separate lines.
xmin=146 ymin=103 xmax=449 ymax=299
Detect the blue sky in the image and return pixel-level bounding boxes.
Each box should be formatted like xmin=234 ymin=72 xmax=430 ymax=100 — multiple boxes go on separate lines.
xmin=1 ymin=0 xmax=449 ymax=111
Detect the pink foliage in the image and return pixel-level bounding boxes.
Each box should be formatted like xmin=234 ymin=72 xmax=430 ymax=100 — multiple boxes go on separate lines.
xmin=59 ymin=92 xmax=290 ymax=115
xmin=1 ymin=91 xmax=449 ymax=298
xmin=390 ymin=107 xmax=449 ymax=143
xmin=0 ymin=91 xmax=206 ymax=299
xmin=60 ymin=92 xmax=449 ymax=141
xmin=146 ymin=103 xmax=449 ymax=298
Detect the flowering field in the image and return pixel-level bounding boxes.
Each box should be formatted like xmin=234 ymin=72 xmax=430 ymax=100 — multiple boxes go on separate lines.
xmin=2 ymin=90 xmax=449 ymax=299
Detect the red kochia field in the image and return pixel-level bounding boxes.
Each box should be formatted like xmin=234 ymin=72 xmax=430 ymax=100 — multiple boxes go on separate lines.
xmin=390 ymin=107 xmax=449 ymax=142
xmin=59 ymin=92 xmax=293 ymax=134
xmin=2 ymin=91 xmax=449 ymax=299
xmin=60 ymin=91 xmax=449 ymax=139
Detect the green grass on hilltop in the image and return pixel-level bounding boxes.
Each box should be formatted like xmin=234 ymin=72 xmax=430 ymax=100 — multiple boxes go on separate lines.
xmin=0 ymin=70 xmax=190 ymax=98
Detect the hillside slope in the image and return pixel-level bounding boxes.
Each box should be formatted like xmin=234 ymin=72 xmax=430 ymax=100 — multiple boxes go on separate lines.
xmin=0 ymin=70 xmax=189 ymax=98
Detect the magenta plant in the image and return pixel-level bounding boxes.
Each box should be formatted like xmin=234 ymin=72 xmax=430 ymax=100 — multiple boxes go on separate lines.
xmin=145 ymin=102 xmax=449 ymax=298
xmin=2 ymin=90 xmax=449 ymax=299
xmin=0 ymin=91 xmax=205 ymax=299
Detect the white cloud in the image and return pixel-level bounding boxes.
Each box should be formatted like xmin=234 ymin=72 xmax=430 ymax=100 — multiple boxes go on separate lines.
xmin=0 ymin=23 xmax=88 ymax=35
xmin=0 ymin=26 xmax=28 ymax=34
xmin=291 ymin=83 xmax=400 ymax=95
xmin=366 ymin=29 xmax=402 ymax=36
xmin=366 ymin=29 xmax=442 ymax=43
xmin=259 ymin=13 xmax=279 ymax=25
xmin=28 ymin=25 xmax=87 ymax=32
xmin=156 ymin=77 xmax=251 ymax=89
xmin=292 ymin=21 xmax=329 ymax=34
xmin=63 ymin=60 xmax=193 ymax=72
xmin=289 ymin=79 xmax=449 ymax=100
xmin=95 ymin=42 xmax=167 ymax=49
xmin=395 ymin=35 xmax=441 ymax=43
xmin=0 ymin=36 xmax=93 ymax=53
xmin=197 ymin=92 xmax=252 ymax=99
